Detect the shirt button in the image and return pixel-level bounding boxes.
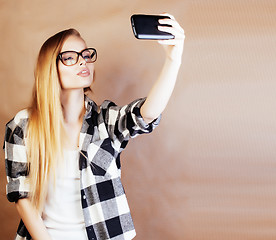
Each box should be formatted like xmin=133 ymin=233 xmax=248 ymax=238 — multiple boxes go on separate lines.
xmin=83 ymin=195 xmax=86 ymax=199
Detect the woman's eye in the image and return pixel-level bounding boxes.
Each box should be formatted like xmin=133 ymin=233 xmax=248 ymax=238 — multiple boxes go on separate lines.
xmin=64 ymin=56 xmax=74 ymax=61
xmin=83 ymin=55 xmax=91 ymax=60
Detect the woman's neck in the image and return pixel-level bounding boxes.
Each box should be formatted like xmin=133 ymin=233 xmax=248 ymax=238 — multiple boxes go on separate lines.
xmin=60 ymin=89 xmax=85 ymax=124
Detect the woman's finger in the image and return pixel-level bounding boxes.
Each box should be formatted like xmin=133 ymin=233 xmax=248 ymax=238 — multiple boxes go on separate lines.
xmin=158 ymin=25 xmax=185 ymax=39
xmin=159 ymin=18 xmax=182 ymax=30
xmin=158 ymin=39 xmax=184 ymax=46
xmin=159 ymin=12 xmax=176 ymax=20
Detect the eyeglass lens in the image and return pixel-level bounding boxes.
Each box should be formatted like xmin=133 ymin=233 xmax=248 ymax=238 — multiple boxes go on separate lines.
xmin=60 ymin=48 xmax=96 ymax=66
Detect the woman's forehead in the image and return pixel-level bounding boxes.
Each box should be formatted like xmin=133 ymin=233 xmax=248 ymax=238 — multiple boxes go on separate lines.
xmin=61 ymin=35 xmax=87 ymax=52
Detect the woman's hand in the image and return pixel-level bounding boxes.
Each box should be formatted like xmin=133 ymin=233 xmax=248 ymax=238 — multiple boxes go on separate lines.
xmin=157 ymin=13 xmax=185 ymax=63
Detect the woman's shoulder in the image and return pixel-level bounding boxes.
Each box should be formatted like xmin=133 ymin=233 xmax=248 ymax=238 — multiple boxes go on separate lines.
xmin=100 ymin=99 xmax=117 ymax=108
xmin=84 ymin=95 xmax=117 ymax=114
xmin=99 ymin=98 xmax=147 ymax=111
xmin=98 ymin=98 xmax=145 ymax=108
xmin=5 ymin=108 xmax=29 ymax=132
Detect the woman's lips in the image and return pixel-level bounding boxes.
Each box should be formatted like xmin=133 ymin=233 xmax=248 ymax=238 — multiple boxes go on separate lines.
xmin=77 ymin=68 xmax=90 ymax=77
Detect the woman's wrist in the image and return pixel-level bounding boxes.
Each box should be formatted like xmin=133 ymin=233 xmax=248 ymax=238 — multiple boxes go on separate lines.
xmin=165 ymin=55 xmax=182 ymax=67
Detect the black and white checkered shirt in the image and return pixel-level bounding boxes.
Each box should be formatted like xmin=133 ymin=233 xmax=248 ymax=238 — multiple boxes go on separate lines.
xmin=4 ymin=95 xmax=160 ymax=240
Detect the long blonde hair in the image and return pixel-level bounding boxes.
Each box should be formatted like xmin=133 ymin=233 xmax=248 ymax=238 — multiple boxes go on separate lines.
xmin=27 ymin=28 xmax=81 ymax=211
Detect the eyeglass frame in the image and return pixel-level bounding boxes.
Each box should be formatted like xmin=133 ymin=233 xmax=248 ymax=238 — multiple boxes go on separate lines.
xmin=57 ymin=48 xmax=97 ymax=66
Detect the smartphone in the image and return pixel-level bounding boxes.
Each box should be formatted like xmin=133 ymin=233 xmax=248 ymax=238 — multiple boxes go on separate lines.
xmin=131 ymin=14 xmax=174 ymax=40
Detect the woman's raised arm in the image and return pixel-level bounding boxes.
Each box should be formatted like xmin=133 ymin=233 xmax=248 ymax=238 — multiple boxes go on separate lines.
xmin=140 ymin=13 xmax=185 ymax=123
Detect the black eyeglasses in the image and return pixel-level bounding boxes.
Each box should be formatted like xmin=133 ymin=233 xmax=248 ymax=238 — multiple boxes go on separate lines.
xmin=57 ymin=48 xmax=97 ymax=66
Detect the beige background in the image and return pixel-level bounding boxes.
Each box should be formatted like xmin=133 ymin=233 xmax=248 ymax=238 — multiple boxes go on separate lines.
xmin=1 ymin=0 xmax=276 ymax=239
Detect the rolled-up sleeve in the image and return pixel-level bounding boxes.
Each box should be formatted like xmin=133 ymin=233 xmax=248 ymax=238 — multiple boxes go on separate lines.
xmin=100 ymin=97 xmax=161 ymax=145
xmin=3 ymin=111 xmax=30 ymax=202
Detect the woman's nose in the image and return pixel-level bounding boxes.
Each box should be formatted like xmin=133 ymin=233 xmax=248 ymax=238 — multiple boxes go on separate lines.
xmin=78 ymin=55 xmax=87 ymax=65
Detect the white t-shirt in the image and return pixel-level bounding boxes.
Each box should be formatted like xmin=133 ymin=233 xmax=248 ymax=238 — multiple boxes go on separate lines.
xmin=42 ymin=150 xmax=88 ymax=240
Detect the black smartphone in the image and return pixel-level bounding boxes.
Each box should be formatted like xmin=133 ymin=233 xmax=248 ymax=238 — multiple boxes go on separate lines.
xmin=131 ymin=14 xmax=174 ymax=40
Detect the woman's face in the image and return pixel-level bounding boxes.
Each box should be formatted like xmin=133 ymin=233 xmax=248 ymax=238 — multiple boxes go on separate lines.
xmin=57 ymin=35 xmax=95 ymax=90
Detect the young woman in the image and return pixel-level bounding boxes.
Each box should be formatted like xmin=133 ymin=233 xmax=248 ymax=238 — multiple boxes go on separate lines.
xmin=4 ymin=14 xmax=185 ymax=240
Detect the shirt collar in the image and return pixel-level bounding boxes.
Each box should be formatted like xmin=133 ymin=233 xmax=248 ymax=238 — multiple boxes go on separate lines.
xmin=84 ymin=94 xmax=98 ymax=120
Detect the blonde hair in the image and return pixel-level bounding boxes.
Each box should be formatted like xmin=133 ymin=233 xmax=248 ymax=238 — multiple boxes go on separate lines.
xmin=27 ymin=28 xmax=81 ymax=211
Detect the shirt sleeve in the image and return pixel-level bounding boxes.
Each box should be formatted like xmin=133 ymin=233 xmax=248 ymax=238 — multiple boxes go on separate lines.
xmin=3 ymin=110 xmax=30 ymax=202
xmin=100 ymin=97 xmax=161 ymax=146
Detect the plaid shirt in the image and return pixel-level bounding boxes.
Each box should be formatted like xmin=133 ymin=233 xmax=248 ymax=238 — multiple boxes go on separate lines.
xmin=4 ymin=95 xmax=160 ymax=240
